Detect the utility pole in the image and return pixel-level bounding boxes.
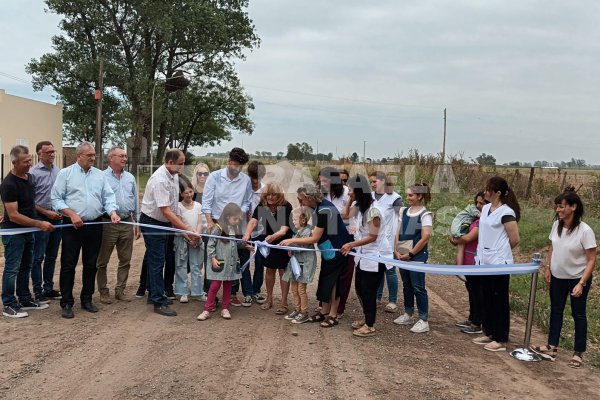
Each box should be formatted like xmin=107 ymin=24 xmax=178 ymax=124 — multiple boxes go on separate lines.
xmin=442 ymin=108 xmax=447 ymax=164
xmin=94 ymin=59 xmax=104 ymax=168
xmin=363 ymin=140 xmax=366 ymax=164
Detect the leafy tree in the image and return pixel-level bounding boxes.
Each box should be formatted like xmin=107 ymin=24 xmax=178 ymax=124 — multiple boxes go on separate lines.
xmin=27 ymin=0 xmax=259 ymax=170
xmin=276 ymin=151 xmax=284 ymax=160
xmin=286 ymin=143 xmax=303 ymax=161
xmin=475 ymin=153 xmax=496 ymax=166
xmin=350 ymin=152 xmax=359 ymax=163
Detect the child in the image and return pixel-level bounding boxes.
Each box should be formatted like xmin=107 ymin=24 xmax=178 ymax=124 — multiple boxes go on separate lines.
xmin=197 ymin=203 xmax=246 ymax=320
xmin=174 ymin=182 xmax=205 ymax=303
xmin=450 ymin=203 xmax=480 ymax=265
xmin=282 ymin=207 xmax=317 ymax=324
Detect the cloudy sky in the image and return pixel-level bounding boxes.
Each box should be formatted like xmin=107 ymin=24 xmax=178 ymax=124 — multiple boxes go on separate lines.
xmin=2 ymin=0 xmax=600 ymax=164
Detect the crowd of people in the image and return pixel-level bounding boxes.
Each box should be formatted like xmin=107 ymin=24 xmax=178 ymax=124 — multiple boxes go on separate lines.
xmin=1 ymin=143 xmax=597 ymax=367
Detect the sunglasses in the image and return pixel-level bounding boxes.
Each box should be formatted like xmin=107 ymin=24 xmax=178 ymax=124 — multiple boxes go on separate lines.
xmin=196 ymin=172 xmax=209 ymax=177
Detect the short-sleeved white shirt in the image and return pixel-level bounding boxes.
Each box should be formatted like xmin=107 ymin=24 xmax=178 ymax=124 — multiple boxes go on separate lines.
xmin=549 ymin=220 xmax=597 ymax=279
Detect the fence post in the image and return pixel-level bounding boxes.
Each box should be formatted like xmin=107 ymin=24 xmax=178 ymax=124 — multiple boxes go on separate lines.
xmin=525 ymin=167 xmax=535 ymax=199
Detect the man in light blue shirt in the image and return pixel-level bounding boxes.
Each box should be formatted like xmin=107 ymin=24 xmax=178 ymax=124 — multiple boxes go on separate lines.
xmin=51 ymin=142 xmax=120 ymax=318
xmin=96 ymin=146 xmax=140 ymax=304
xmin=202 ymin=148 xmax=253 ymax=306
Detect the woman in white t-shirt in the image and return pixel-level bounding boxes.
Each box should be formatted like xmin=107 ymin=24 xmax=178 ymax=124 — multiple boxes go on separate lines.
xmin=531 ymin=189 xmax=597 ymax=368
xmin=471 ymin=176 xmax=520 ymax=352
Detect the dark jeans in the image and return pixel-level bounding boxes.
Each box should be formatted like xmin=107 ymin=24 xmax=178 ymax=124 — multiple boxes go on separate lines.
xmin=481 ymin=274 xmax=510 ymax=343
xmin=252 ymin=253 xmax=264 ymax=295
xmin=139 ymin=213 xmax=170 ymax=307
xmin=59 ymin=220 xmax=102 ymax=307
xmin=231 ymin=247 xmax=252 ymax=296
xmin=164 ymin=234 xmax=175 ymax=295
xmin=465 ymin=275 xmax=484 ymax=326
xmin=1 ymin=233 xmax=35 ymax=308
xmin=337 ymin=255 xmax=355 ymax=315
xmin=548 ymin=275 xmax=592 ymax=353
xmin=31 ymin=215 xmax=62 ymax=296
xmin=355 ymin=263 xmax=385 ymax=327
xmin=399 ymin=268 xmax=428 ymax=321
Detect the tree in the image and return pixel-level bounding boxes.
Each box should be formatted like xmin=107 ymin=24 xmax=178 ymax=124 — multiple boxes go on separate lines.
xmin=350 ymin=152 xmax=359 ymax=163
xmin=476 ymin=153 xmax=496 ymax=166
xmin=286 ymin=143 xmax=303 ymax=161
xmin=27 ymin=0 xmax=259 ymax=170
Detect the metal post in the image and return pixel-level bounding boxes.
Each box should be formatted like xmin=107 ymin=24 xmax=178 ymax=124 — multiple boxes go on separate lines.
xmin=510 ymin=253 xmax=542 ymax=362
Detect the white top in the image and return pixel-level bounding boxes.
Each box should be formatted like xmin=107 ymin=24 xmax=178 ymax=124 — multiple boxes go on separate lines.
xmin=251 ymin=182 xmax=265 ymax=214
xmin=178 ymin=201 xmax=203 ymax=232
xmin=475 ymin=203 xmax=515 ymax=265
xmin=325 ymin=185 xmax=350 ymax=230
xmin=549 ymin=220 xmax=597 ymax=279
xmin=141 ymin=165 xmax=180 ymax=222
xmin=404 ymin=207 xmax=433 ymax=227
xmin=372 ymin=191 xmax=401 ymax=256
xmin=353 ymin=204 xmax=388 ymax=272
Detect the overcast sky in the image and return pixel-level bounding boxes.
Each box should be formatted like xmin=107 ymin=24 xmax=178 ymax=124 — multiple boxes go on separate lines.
xmin=2 ymin=0 xmax=600 ymax=164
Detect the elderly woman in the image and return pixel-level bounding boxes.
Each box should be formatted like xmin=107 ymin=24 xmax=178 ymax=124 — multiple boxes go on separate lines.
xmin=531 ymin=188 xmax=597 ymax=368
xmin=281 ymin=184 xmax=352 ymax=328
xmin=242 ymin=183 xmax=293 ymax=314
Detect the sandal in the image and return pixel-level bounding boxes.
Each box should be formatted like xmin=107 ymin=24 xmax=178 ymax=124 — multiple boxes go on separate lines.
xmin=569 ymin=354 xmax=583 ymax=369
xmin=353 ymin=325 xmax=376 ymax=337
xmin=529 ymin=344 xmax=557 ymax=361
xmin=260 ymin=302 xmax=272 ymax=311
xmin=307 ymin=312 xmax=325 ymax=323
xmin=275 ymin=303 xmax=289 ymax=315
xmin=320 ymin=315 xmax=339 ymax=328
xmin=351 ymin=319 xmax=366 ymax=329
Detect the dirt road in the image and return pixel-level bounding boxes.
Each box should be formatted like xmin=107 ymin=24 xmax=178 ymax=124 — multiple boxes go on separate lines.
xmin=1 ymin=241 xmax=598 ymax=400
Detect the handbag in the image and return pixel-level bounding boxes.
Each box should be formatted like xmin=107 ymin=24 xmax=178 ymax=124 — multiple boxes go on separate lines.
xmin=395 ymin=240 xmax=413 ymax=255
xmin=317 ymin=239 xmax=336 ymax=260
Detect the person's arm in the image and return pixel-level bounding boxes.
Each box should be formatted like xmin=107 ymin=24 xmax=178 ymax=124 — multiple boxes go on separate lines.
xmin=241 ymin=177 xmax=253 ymax=217
xmin=201 ymin=173 xmax=216 ymax=230
xmin=572 ymin=246 xmax=597 ymax=297
xmin=35 ymin=205 xmax=62 ymax=220
xmin=398 ymin=226 xmax=431 ymax=261
xmin=280 ymin=226 xmax=324 ymax=247
xmin=452 ymin=227 xmax=479 ymax=245
xmin=101 ymin=174 xmax=120 ymax=223
xmin=266 ymin=225 xmax=290 ymax=243
xmin=341 ymin=216 xmax=380 ymax=255
xmin=3 ymin=202 xmax=54 ymax=232
xmin=242 ymin=218 xmax=258 ymax=243
xmin=504 ymin=220 xmax=520 ymax=249
xmin=544 ymin=244 xmax=553 ymax=284
xmin=393 ymin=214 xmax=402 ymax=259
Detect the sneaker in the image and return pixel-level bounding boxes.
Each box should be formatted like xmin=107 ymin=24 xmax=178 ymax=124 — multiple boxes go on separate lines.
xmin=410 ymin=319 xmax=430 ymax=333
xmin=3 ymin=306 xmax=28 ymax=318
xmin=461 ymin=324 xmax=483 ymax=334
xmin=44 ymin=290 xmax=62 ymax=300
xmin=135 ymin=287 xmax=146 ymax=298
xmin=472 ymin=336 xmax=493 ymax=345
xmin=253 ymin=294 xmax=267 ymax=304
xmin=292 ymin=313 xmax=309 ymax=324
xmin=230 ymin=297 xmax=242 ymax=307
xmin=20 ymin=300 xmax=49 ymax=311
xmin=385 ymin=302 xmax=398 ymax=313
xmin=221 ymin=309 xmax=232 ymax=319
xmin=393 ymin=313 xmax=414 ymax=325
xmin=35 ymin=294 xmax=51 ymax=305
xmin=154 ymin=305 xmax=177 ymax=317
xmin=197 ymin=294 xmax=208 ymax=302
xmin=484 ymin=341 xmax=506 ymax=352
xmin=165 ymin=291 xmax=176 ymax=300
xmin=284 ymin=310 xmax=299 ymax=320
xmin=197 ymin=310 xmax=210 ymax=321
xmin=179 ymin=295 xmax=189 ymax=303
xmin=455 ymin=320 xmax=472 ymax=329
xmin=241 ymin=296 xmax=252 ymax=307
xmin=99 ymin=291 xmax=113 ymax=304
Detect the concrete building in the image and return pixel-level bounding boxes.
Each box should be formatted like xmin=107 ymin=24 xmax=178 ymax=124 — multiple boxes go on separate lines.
xmin=0 ymin=89 xmax=63 ymax=179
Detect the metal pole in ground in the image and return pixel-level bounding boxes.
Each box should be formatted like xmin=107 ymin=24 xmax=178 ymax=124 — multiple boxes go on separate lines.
xmin=510 ymin=253 xmax=542 ymax=362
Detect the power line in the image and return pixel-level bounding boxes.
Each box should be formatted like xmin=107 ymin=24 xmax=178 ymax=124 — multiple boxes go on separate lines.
xmin=0 ymin=71 xmax=31 ymax=85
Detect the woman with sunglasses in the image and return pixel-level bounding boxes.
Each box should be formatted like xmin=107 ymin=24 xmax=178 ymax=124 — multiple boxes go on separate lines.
xmin=192 ymin=163 xmax=211 ymax=204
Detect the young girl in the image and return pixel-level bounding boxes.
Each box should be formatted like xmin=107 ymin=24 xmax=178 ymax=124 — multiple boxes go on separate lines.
xmin=393 ymin=183 xmax=433 ymax=334
xmin=197 ymin=203 xmax=245 ymax=321
xmin=282 ymin=207 xmax=317 ymax=324
xmin=174 ymin=182 xmax=205 ymax=304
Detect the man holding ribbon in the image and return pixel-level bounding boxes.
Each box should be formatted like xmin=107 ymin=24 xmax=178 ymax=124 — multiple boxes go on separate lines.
xmin=51 ymin=142 xmax=120 ymax=318
xmin=1 ymin=145 xmax=54 ymax=318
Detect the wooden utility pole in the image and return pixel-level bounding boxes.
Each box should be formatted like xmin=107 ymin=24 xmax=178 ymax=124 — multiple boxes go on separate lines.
xmin=95 ymin=59 xmax=104 ymax=167
xmin=442 ymin=108 xmax=447 ymax=164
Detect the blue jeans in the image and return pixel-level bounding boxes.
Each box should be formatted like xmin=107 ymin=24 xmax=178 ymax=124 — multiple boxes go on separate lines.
xmin=174 ymin=242 xmax=205 ymax=296
xmin=232 ymin=247 xmax=253 ymax=297
xmin=399 ymin=269 xmax=428 ymax=321
xmin=31 ymin=216 xmax=62 ymax=296
xmin=2 ymin=233 xmax=35 ymax=308
xmin=252 ymin=254 xmax=264 ymax=295
xmin=376 ymin=267 xmax=398 ymax=303
xmin=548 ymin=275 xmax=592 ymax=353
xmin=140 ymin=214 xmax=169 ymax=307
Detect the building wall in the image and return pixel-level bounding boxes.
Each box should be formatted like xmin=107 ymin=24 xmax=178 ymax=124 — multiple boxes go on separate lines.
xmin=0 ymin=89 xmax=63 ymax=178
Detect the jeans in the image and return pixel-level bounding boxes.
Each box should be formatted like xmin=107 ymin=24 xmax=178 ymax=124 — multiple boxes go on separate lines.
xmin=548 ymin=275 xmax=592 ymax=353
xmin=1 ymin=233 xmax=35 ymax=308
xmin=31 ymin=216 xmax=61 ymax=296
xmin=399 ymin=268 xmax=428 ymax=321
xmin=59 ymin=221 xmax=102 ymax=307
xmin=377 ymin=267 xmax=398 ymax=303
xmin=231 ymin=247 xmax=253 ymax=297
xmin=356 ymin=263 xmax=386 ymax=327
xmin=174 ymin=243 xmax=205 ymax=296
xmin=252 ymin=253 xmax=264 ymax=295
xmin=139 ymin=213 xmax=170 ymax=307
xmin=164 ymin=234 xmax=176 ymax=295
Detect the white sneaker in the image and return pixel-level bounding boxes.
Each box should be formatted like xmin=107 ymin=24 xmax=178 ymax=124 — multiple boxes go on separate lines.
xmin=197 ymin=294 xmax=208 ymax=302
xmin=241 ymin=296 xmax=252 ymax=307
xmin=196 ymin=310 xmax=210 ymax=321
xmin=385 ymin=302 xmax=398 ymax=313
xmin=179 ymin=295 xmax=189 ymax=303
xmin=410 ymin=319 xmax=430 ymax=333
xmin=221 ymin=309 xmax=231 ymax=319
xmin=393 ymin=313 xmax=414 ymax=325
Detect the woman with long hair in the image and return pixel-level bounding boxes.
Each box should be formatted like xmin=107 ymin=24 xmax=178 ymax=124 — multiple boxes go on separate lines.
xmin=530 ymin=188 xmax=596 ymax=368
xmin=471 ymin=176 xmax=520 ymax=352
xmin=191 ymin=162 xmax=210 ymax=204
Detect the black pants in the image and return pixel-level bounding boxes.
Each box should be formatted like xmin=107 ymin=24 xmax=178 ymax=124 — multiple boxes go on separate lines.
xmin=59 ymin=219 xmax=103 ymax=307
xmin=465 ymin=275 xmax=484 ymax=327
xmin=481 ymin=274 xmax=510 ymax=342
xmin=355 ymin=263 xmax=385 ymax=327
xmin=164 ymin=234 xmax=175 ymax=294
